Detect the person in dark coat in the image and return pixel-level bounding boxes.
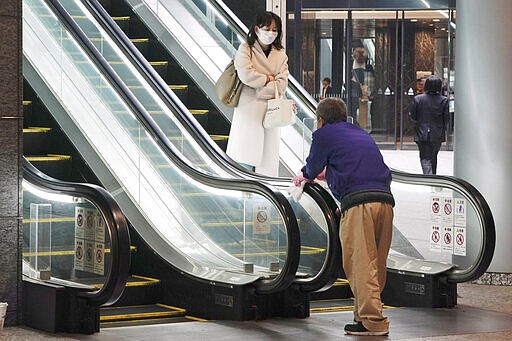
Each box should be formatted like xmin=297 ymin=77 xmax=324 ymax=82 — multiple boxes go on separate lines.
xmin=409 ymin=75 xmax=450 ymax=175
xmin=320 ymin=77 xmax=334 ymax=99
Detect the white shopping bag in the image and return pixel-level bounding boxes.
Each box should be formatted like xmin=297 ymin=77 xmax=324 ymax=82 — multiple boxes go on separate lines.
xmin=263 ymin=82 xmax=296 ymax=128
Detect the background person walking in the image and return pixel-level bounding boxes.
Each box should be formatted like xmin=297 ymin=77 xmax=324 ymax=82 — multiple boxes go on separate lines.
xmin=409 ymin=75 xmax=450 ymax=175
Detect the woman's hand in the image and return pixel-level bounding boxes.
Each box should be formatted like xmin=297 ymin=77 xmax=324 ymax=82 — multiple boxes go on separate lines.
xmin=266 ymin=74 xmax=276 ymax=84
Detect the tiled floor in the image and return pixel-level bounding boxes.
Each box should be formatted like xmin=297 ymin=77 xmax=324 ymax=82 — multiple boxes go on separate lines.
xmin=4 ymin=150 xmax=510 ymax=340
xmin=2 ymin=282 xmax=512 ymax=340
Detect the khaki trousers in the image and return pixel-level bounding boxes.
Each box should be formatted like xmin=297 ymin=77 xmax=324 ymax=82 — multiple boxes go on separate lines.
xmin=340 ymin=202 xmax=393 ymax=332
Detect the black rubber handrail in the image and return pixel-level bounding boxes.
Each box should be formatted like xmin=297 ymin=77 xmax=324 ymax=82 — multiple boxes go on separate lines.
xmin=82 ymin=0 xmax=340 ymax=293
xmin=209 ymin=0 xmax=495 ymax=283
xmin=22 ymin=158 xmax=131 ymax=306
xmin=43 ymin=0 xmax=300 ymax=294
xmin=391 ymin=170 xmax=495 ymax=283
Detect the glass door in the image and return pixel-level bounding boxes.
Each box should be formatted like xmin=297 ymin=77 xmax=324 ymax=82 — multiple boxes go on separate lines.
xmin=401 ymin=10 xmax=453 ymax=150
xmin=350 ymin=11 xmax=399 ymax=149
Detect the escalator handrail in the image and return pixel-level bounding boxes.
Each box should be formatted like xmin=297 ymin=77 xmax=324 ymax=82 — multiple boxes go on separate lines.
xmin=22 ymin=158 xmax=131 ymax=306
xmin=83 ymin=0 xmax=340 ymax=292
xmin=391 ymin=169 xmax=495 ymax=283
xmin=209 ymin=0 xmax=496 ymax=283
xmin=43 ymin=0 xmax=300 ymax=294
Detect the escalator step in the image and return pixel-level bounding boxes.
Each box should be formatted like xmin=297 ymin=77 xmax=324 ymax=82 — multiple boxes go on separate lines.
xmin=310 ymin=298 xmax=396 ymax=313
xmin=100 ymin=316 xmax=196 ymax=328
xmin=100 ymin=303 xmax=185 ymax=322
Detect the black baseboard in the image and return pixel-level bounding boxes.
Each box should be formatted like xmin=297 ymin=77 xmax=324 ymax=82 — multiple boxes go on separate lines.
xmin=22 ymin=278 xmax=99 ymax=334
xmin=382 ymin=270 xmax=457 ymax=308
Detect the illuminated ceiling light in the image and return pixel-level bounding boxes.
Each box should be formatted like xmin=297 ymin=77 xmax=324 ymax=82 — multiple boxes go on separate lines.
xmin=410 ymin=19 xmax=418 ymax=22
xmin=433 ymin=19 xmax=440 ymax=22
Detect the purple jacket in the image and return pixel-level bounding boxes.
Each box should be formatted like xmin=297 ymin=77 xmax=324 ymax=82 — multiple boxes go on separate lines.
xmin=301 ymin=122 xmax=392 ymax=203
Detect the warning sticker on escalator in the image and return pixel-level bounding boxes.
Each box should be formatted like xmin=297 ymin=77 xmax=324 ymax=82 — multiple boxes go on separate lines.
xmin=454 ymin=227 xmax=466 ymax=256
xmin=454 ymin=199 xmax=467 ymax=227
xmin=430 ymin=225 xmax=441 ymax=252
xmin=442 ymin=226 xmax=454 ymax=254
xmin=253 ymin=204 xmax=271 ymax=235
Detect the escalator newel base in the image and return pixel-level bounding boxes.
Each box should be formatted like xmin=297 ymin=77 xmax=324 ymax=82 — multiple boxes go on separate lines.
xmin=23 ymin=278 xmax=100 ymax=334
xmin=382 ymin=270 xmax=457 ymax=308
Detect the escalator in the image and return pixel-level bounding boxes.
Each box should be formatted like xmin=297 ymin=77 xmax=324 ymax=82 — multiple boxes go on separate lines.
xmin=22 ymin=1 xmax=496 ymax=336
xmin=22 ymin=0 xmax=341 ymax=330
xmin=22 ymin=158 xmax=131 ymax=333
xmin=81 ymin=0 xmax=496 ymax=309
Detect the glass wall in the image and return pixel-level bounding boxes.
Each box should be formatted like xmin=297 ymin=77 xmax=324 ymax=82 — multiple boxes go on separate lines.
xmin=287 ymin=8 xmax=456 ymax=150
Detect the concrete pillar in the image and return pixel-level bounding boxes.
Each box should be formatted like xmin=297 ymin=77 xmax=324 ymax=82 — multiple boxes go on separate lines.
xmin=455 ymin=0 xmax=512 ymax=272
xmin=0 ymin=0 xmax=23 ymax=326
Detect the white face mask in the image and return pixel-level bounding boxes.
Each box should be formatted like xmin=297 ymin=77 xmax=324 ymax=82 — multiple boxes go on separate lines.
xmin=256 ymin=28 xmax=278 ymax=45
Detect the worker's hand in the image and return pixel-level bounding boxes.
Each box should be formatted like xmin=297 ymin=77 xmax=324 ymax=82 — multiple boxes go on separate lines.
xmin=292 ymin=173 xmax=308 ymax=187
xmin=316 ymin=168 xmax=326 ymax=181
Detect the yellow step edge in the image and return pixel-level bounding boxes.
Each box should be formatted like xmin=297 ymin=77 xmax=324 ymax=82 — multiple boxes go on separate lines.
xmin=185 ymin=315 xmax=208 ymax=322
xmin=232 ymin=246 xmax=325 ymax=258
xmin=23 ymin=100 xmax=32 ymax=106
xmin=149 ymin=61 xmax=169 ymax=66
xmin=210 ymin=135 xmax=229 ymax=141
xmin=311 ymin=306 xmax=355 ymax=313
xmin=23 ymin=127 xmax=52 ymax=133
xmin=88 ymin=37 xmax=149 ymax=43
xmin=169 ymin=85 xmax=189 ymax=90
xmin=25 ymin=154 xmax=72 ymax=162
xmin=189 ymin=109 xmax=209 ymax=115
xmin=91 ymin=274 xmax=159 ymax=289
xmin=311 ymin=304 xmax=397 ymax=314
xmin=22 ymin=246 xmax=136 ymax=257
xmin=112 ymin=16 xmax=131 ymax=21
xmin=105 ymin=61 xmax=168 ymax=66
xmin=156 ymin=303 xmax=186 ymax=313
xmin=100 ymin=310 xmax=183 ymax=322
xmin=333 ymin=278 xmax=350 ymax=286
xmin=100 ymin=316 xmax=185 ymax=326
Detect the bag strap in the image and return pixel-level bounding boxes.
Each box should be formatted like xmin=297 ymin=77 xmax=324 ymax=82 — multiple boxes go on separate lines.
xmin=274 ymin=81 xmax=280 ymax=99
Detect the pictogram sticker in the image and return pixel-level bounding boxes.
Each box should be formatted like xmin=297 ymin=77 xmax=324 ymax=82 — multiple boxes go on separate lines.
xmin=454 ymin=199 xmax=467 ymax=226
xmin=430 ymin=225 xmax=441 ymax=251
xmin=442 ymin=226 xmax=453 ymax=254
xmin=454 ymin=227 xmax=466 ymax=256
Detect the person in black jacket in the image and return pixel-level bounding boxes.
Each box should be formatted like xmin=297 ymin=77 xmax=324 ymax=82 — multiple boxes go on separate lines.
xmin=320 ymin=77 xmax=334 ymax=99
xmin=409 ymin=75 xmax=449 ymax=175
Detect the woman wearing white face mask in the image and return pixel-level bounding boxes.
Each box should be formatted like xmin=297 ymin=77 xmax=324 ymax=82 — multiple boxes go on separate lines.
xmin=226 ymin=11 xmax=288 ymax=176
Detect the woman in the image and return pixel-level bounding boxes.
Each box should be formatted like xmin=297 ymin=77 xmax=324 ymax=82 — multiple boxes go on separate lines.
xmin=226 ymin=12 xmax=289 ymax=176
xmin=409 ymin=75 xmax=450 ymax=175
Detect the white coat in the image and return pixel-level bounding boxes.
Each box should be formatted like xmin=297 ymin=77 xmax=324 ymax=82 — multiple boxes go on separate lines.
xmin=226 ymin=42 xmax=289 ymax=176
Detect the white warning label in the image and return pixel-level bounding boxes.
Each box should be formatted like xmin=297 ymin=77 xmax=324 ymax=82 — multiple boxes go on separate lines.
xmin=442 ymin=197 xmax=454 ymax=225
xmin=431 ymin=196 xmax=442 ymax=224
xmin=454 ymin=227 xmax=466 ymax=256
xmin=74 ymin=238 xmax=84 ymax=271
xmin=253 ymin=204 xmax=271 ymax=235
xmin=94 ymin=242 xmax=104 ymax=275
xmin=430 ymin=225 xmax=441 ymax=252
xmin=454 ymin=199 xmax=467 ymax=227
xmin=442 ymin=226 xmax=454 ymax=254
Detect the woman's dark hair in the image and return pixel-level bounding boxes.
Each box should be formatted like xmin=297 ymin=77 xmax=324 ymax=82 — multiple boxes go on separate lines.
xmin=247 ymin=12 xmax=283 ymax=50
xmin=424 ymin=75 xmax=442 ymax=94
xmin=317 ymin=98 xmax=347 ymax=124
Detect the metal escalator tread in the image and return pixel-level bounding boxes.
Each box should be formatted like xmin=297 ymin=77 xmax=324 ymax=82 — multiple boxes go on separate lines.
xmin=100 ymin=303 xmax=185 ymax=322
xmin=101 ymin=316 xmax=193 ymax=328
